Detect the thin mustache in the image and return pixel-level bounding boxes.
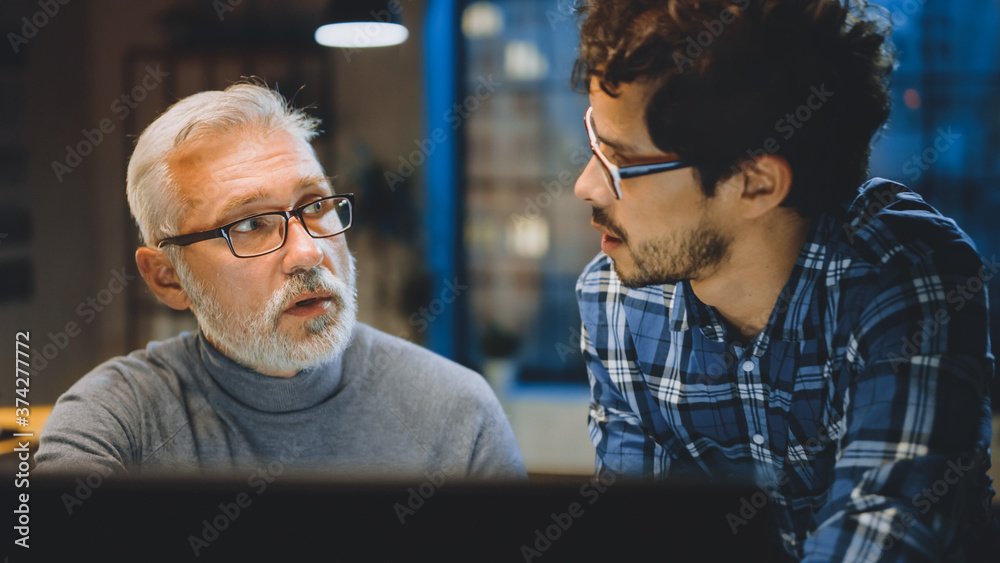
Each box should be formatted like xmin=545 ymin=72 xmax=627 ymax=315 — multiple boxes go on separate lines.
xmin=260 ymin=268 xmax=342 ymax=330
xmin=591 ymin=207 xmax=627 ymax=241
xmin=281 ymin=268 xmax=341 ymax=307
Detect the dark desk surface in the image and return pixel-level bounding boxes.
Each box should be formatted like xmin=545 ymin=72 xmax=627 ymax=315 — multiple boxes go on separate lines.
xmin=4 ymin=472 xmax=786 ymax=562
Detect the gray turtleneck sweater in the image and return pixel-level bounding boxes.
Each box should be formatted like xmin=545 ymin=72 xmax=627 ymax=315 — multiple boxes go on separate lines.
xmin=35 ymin=323 xmax=526 ymax=480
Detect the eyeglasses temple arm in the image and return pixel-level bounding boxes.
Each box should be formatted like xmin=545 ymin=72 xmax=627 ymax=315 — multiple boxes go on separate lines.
xmin=157 ymin=228 xmax=226 ymax=248
xmin=617 ymin=160 xmax=690 ymax=179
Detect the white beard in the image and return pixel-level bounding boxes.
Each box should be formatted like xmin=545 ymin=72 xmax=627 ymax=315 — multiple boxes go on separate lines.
xmin=174 ymin=256 xmax=358 ymax=375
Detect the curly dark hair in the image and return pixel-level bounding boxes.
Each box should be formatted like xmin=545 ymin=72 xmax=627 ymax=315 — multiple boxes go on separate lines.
xmin=574 ymin=0 xmax=895 ymax=217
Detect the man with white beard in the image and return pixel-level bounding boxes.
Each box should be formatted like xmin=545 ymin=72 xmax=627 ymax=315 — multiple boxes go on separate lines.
xmin=36 ymin=82 xmax=526 ymax=480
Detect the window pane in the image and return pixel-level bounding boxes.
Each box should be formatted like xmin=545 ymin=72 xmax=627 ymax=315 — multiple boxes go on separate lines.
xmin=462 ymin=0 xmax=594 ymax=384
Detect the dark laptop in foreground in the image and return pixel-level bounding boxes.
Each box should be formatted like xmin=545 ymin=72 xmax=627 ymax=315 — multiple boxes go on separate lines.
xmin=7 ymin=470 xmax=786 ymax=561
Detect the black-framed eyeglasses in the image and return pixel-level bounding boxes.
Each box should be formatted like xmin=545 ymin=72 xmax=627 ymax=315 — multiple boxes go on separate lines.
xmin=585 ymin=106 xmax=692 ymax=199
xmin=157 ymin=194 xmax=354 ymax=258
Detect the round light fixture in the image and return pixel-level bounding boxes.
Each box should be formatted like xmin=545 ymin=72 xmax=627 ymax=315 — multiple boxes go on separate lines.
xmin=315 ymin=21 xmax=409 ymax=48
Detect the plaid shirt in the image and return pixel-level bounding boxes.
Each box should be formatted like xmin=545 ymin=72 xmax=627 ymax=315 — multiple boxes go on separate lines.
xmin=577 ymin=179 xmax=995 ymax=561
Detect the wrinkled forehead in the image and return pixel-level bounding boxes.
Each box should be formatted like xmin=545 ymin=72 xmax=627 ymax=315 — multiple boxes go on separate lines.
xmin=170 ymin=130 xmax=325 ymax=194
xmin=170 ymin=127 xmax=320 ymax=173
xmin=165 ymin=129 xmax=328 ymax=230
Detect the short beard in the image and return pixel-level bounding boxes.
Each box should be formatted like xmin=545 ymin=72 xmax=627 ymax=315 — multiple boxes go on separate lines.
xmin=620 ymin=227 xmax=730 ymax=288
xmin=592 ymin=206 xmax=731 ymax=289
xmin=173 ymin=254 xmax=358 ymax=375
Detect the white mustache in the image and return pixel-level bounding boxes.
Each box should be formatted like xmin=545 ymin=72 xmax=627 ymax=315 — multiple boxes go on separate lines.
xmin=266 ymin=267 xmax=347 ymax=324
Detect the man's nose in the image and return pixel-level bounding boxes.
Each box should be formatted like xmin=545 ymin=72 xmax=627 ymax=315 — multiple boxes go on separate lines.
xmin=575 ymin=156 xmax=615 ymax=206
xmin=281 ymin=217 xmax=323 ymax=272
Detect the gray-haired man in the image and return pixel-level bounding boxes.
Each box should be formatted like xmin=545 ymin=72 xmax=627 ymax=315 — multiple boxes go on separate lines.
xmin=37 ymin=83 xmax=526 ymax=480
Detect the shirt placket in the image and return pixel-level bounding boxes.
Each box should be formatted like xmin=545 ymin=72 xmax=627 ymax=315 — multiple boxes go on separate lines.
xmin=734 ymin=341 xmax=798 ymax=556
xmin=732 ymin=344 xmax=779 ymax=485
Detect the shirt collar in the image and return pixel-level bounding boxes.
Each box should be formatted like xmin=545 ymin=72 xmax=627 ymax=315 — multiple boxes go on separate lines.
xmin=196 ymin=331 xmax=346 ymax=413
xmin=681 ymin=210 xmax=842 ymax=348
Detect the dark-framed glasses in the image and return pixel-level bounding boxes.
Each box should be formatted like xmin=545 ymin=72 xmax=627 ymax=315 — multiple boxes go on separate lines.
xmin=157 ymin=194 xmax=354 ymax=258
xmin=585 ymin=106 xmax=692 ymax=199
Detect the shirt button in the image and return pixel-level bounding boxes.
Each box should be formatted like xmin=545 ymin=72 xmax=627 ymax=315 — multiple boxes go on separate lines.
xmin=752 ymin=433 xmax=765 ymax=445
xmin=742 ymin=360 xmax=755 ymax=372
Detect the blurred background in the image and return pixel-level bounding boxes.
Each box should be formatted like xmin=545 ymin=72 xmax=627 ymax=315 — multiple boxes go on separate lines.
xmin=0 ymin=0 xmax=998 ymax=478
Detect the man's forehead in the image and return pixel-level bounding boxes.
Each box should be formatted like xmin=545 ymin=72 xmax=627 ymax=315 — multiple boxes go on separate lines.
xmin=588 ymin=75 xmax=666 ymax=152
xmin=166 ymin=130 xmax=323 ymax=199
xmin=169 ymin=129 xmax=318 ymax=172
xmin=215 ymin=173 xmax=330 ymax=211
xmin=165 ymin=129 xmax=327 ymax=228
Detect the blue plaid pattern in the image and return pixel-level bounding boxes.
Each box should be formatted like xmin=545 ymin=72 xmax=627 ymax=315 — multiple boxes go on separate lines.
xmin=577 ymin=179 xmax=995 ymax=560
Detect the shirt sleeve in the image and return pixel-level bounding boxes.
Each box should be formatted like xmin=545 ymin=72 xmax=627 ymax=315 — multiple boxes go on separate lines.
xmin=582 ymin=324 xmax=674 ymax=478
xmin=577 ymin=255 xmax=673 ymax=479
xmin=465 ymin=382 xmax=529 ymax=480
xmin=35 ymin=368 xmax=139 ymax=477
xmin=802 ymin=248 xmax=995 ymax=561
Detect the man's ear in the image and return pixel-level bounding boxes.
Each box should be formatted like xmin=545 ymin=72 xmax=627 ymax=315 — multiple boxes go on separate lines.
xmin=735 ymin=154 xmax=793 ymax=220
xmin=135 ymin=247 xmax=192 ymax=311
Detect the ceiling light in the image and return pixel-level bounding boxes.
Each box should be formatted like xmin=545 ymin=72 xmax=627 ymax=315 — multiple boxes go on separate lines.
xmin=315 ymin=1 xmax=409 ymax=48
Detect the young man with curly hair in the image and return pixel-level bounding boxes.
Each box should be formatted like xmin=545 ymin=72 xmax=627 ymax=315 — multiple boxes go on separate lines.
xmin=573 ymin=1 xmax=996 ymax=559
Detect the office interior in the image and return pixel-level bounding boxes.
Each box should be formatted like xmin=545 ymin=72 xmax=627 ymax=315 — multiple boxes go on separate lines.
xmin=1 ymin=0 xmax=999 ymax=486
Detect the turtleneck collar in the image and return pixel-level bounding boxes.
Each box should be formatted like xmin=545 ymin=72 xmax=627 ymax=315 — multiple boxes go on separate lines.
xmin=195 ymin=331 xmax=345 ymax=413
